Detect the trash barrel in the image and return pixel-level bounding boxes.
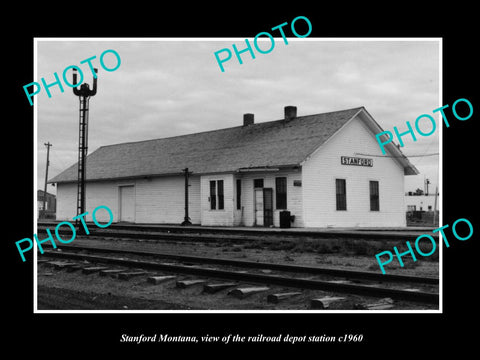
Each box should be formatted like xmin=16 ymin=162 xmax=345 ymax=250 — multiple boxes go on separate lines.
xmin=280 ymin=211 xmax=291 ymax=228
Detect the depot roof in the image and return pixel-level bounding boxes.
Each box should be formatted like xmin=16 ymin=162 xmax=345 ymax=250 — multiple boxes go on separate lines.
xmin=49 ymin=107 xmax=418 ymax=184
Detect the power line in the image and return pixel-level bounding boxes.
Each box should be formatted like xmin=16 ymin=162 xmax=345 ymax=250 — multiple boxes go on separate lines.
xmin=354 ymin=152 xmax=439 ymax=158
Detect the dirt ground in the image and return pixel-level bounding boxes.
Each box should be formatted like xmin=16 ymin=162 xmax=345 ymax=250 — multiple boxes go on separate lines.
xmin=66 ymin=235 xmax=440 ymax=277
xmin=37 ymin=265 xmax=438 ymax=311
xmin=36 ymin=235 xmax=439 ymax=311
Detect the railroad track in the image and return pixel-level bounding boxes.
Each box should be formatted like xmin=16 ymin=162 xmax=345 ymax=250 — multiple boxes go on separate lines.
xmin=39 ymin=244 xmax=439 ymax=308
xmin=37 ymin=222 xmax=439 ymax=241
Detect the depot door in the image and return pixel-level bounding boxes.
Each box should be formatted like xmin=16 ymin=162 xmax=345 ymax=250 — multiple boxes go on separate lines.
xmin=263 ymin=188 xmax=273 ymax=227
xmin=255 ymin=188 xmax=273 ymax=227
xmin=119 ymin=185 xmax=135 ymax=222
xmin=254 ymin=189 xmax=264 ymax=226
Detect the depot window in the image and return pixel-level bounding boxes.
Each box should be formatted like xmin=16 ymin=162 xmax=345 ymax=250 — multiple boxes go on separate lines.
xmin=236 ymin=179 xmax=242 ymax=210
xmin=254 ymin=178 xmax=264 ymax=188
xmin=370 ymin=180 xmax=379 ymax=211
xmin=336 ymin=178 xmax=347 ymax=211
xmin=209 ymin=180 xmax=224 ymax=210
xmin=275 ymin=177 xmax=287 ymax=209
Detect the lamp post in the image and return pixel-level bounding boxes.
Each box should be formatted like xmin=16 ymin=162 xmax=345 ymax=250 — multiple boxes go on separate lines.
xmin=181 ymin=168 xmax=192 ymax=226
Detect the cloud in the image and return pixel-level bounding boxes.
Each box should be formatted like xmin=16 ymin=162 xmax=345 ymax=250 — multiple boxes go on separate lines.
xmin=36 ymin=39 xmax=440 ymax=194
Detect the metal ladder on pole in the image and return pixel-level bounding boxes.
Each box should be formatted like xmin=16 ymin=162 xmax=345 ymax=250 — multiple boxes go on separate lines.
xmin=72 ymin=67 xmax=97 ymax=229
xmin=76 ymin=96 xmax=89 ymax=218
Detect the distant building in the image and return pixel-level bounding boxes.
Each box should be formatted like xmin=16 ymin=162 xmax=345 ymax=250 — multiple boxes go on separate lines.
xmin=405 ymin=192 xmax=439 ymax=226
xmin=405 ymin=193 xmax=438 ymax=212
xmin=37 ymin=190 xmax=56 ymax=217
xmin=50 ymin=106 xmax=418 ymax=228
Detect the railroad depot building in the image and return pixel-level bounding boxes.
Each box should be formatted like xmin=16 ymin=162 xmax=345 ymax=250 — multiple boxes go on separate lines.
xmin=50 ymin=106 xmax=418 ymax=228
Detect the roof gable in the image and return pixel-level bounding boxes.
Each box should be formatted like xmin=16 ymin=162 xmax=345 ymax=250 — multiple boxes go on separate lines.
xmin=355 ymin=108 xmax=419 ymax=175
xmin=297 ymin=108 xmax=419 ymax=175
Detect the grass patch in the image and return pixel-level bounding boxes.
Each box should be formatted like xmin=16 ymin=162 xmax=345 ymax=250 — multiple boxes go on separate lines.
xmin=237 ymin=237 xmax=440 ymax=262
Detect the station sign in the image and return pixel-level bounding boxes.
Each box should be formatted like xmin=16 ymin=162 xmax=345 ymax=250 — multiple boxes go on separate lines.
xmin=340 ymin=156 xmax=373 ymax=167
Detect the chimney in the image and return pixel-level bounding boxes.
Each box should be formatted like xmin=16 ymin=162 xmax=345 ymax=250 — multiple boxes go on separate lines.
xmin=284 ymin=106 xmax=297 ymax=121
xmin=243 ymin=113 xmax=254 ymax=126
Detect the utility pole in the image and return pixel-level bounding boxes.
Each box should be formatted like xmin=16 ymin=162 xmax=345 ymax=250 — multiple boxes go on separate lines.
xmin=72 ymin=68 xmax=97 ymax=230
xmin=181 ymin=168 xmax=192 ymax=226
xmin=433 ymin=185 xmax=438 ymax=226
xmin=42 ymin=142 xmax=52 ymax=215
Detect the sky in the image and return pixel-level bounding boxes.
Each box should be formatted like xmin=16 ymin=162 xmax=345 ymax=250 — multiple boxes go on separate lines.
xmin=35 ymin=38 xmax=440 ymax=197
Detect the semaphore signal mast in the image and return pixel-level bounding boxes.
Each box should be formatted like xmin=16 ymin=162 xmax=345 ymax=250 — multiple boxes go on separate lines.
xmin=72 ymin=68 xmax=97 ymax=230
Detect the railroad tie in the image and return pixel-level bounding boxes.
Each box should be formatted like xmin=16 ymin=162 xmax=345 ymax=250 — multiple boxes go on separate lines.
xmin=147 ymin=276 xmax=177 ymax=285
xmin=53 ymin=262 xmax=78 ymax=270
xmin=228 ymin=287 xmax=270 ymax=299
xmin=99 ymin=269 xmax=125 ymax=277
xmin=82 ymin=266 xmax=110 ymax=274
xmin=310 ymin=296 xmax=347 ymax=309
xmin=176 ymin=279 xmax=207 ymax=288
xmin=267 ymin=292 xmax=302 ymax=304
xmin=203 ymin=283 xmax=237 ymax=294
xmin=66 ymin=264 xmax=84 ymax=272
xmin=44 ymin=261 xmax=67 ymax=268
xmin=354 ymin=297 xmax=394 ymax=310
xmin=326 ymin=280 xmax=352 ymax=284
xmin=118 ymin=271 xmax=148 ymax=280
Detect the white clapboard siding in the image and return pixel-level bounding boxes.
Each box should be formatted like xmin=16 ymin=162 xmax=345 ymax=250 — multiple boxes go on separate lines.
xmin=56 ymin=182 xmax=78 ymax=221
xmin=55 ymin=175 xmax=201 ymax=224
xmin=56 ymin=181 xmax=121 ymax=223
xmin=135 ymin=176 xmax=200 ymax=224
xmin=55 ymin=114 xmax=408 ymax=228
xmin=200 ymin=174 xmax=235 ymax=226
xmin=302 ymin=115 xmax=406 ymax=227
xmin=236 ymin=170 xmax=304 ymax=227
